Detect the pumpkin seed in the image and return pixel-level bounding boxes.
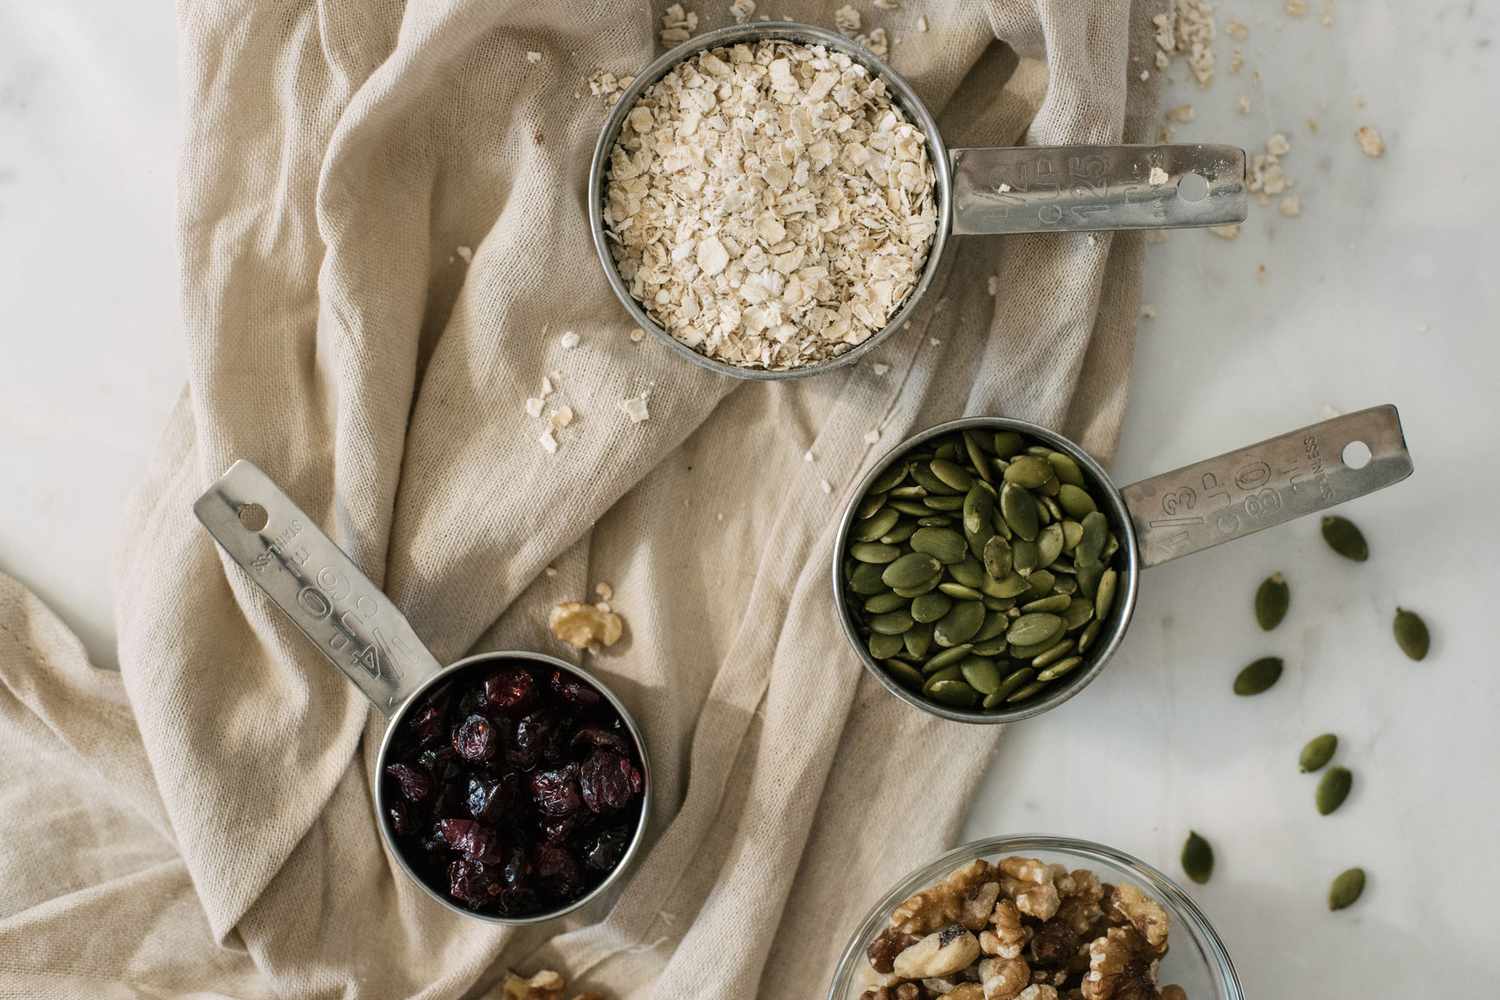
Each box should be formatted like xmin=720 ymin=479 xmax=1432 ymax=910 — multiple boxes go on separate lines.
xmin=1000 ymin=483 xmax=1040 ymax=541
xmin=1004 ymin=455 xmax=1052 ymax=488
xmin=1061 ymin=520 xmax=1084 ymax=551
xmin=983 ymin=572 xmax=1031 ymax=599
xmin=883 ymin=552 xmax=942 ymax=589
xmin=1037 ymin=523 xmax=1065 ymax=567
xmin=964 ymin=433 xmax=994 ymax=483
xmin=916 ymin=515 xmax=954 ymax=527
xmin=854 ymin=506 xmax=902 ymax=542
xmin=982 ymin=536 xmax=1013 ymax=579
xmin=892 ymin=574 xmax=942 ymax=598
xmin=935 ymin=601 xmax=987 ymax=647
xmin=912 ymin=463 xmax=959 ymax=496
xmin=1039 ymin=496 xmax=1062 ymax=524
xmin=863 ymin=592 xmax=909 ymax=614
xmin=883 ymin=659 xmax=925 ymax=690
xmin=1393 ymin=607 xmax=1430 ymax=661
xmin=1031 ymin=639 xmax=1075 ymax=668
xmin=934 ymin=441 xmax=959 ymax=461
xmin=927 ymin=678 xmax=980 ymax=708
xmin=1053 ymin=576 xmax=1077 ymax=596
xmin=1328 ymin=867 xmax=1366 ymax=911
xmin=868 ymin=463 xmax=909 ymax=494
xmin=930 ymin=458 xmax=973 ymax=492
xmin=1181 ymin=831 xmax=1214 ymax=885
xmin=1021 ymin=594 xmax=1071 ymax=614
xmin=1038 ymin=474 xmax=1061 ymax=497
xmin=1316 ymin=766 xmax=1353 ymax=815
xmin=923 ymin=644 xmax=973 ymax=673
xmin=889 ymin=485 xmax=929 ymax=499
xmin=1094 ymin=568 xmax=1118 ymax=621
xmin=1234 ymin=656 xmax=1283 ymax=695
xmin=869 ymin=611 xmax=915 ymax=635
xmin=1321 ymin=515 xmax=1368 ymax=561
xmin=856 ymin=493 xmax=886 ymax=520
xmin=1008 ymin=636 xmax=1059 ymax=659
xmin=1062 ymin=598 xmax=1094 ymax=631
xmin=848 ymin=562 xmax=888 ymax=595
xmin=1007 ymin=613 xmax=1065 ymax=648
xmin=972 ymin=637 xmax=1009 ymax=656
xmin=1255 ymin=572 xmax=1290 ymax=631
xmin=1024 ymin=570 xmax=1056 ymax=597
xmin=1006 ymin=680 xmax=1048 ymax=703
xmin=1075 ymin=511 xmax=1109 ymax=567
xmin=1057 ymin=483 xmax=1097 ymax=518
xmin=985 ymin=666 xmax=1036 ymax=707
xmin=890 ymin=499 xmax=932 ymax=516
xmin=1299 ymin=733 xmax=1338 ymax=773
xmin=880 ymin=520 xmax=917 ymax=544
xmin=1047 ymin=451 xmax=1085 ymax=487
xmin=910 ymin=527 xmax=968 ymax=564
xmin=948 ymin=557 xmax=985 ymax=589
xmin=923 ymin=495 xmax=966 ymax=512
xmin=1036 ymin=656 xmax=1084 ymax=682
xmin=963 ymin=485 xmax=995 ymax=537
xmin=937 ymin=582 xmax=983 ymax=601
xmin=974 ymin=610 xmax=1011 ymax=643
xmin=961 ymin=657 xmax=1003 ymax=695
xmin=1077 ymin=619 xmax=1103 ymax=653
xmin=1012 ymin=538 xmax=1040 ymax=576
xmin=1050 ymin=556 xmax=1076 ymax=575
xmin=1076 ymin=560 xmax=1103 ymax=600
xmin=904 ymin=621 xmax=934 ymax=659
xmin=922 ymin=665 xmax=963 ymax=690
xmin=851 ymin=542 xmax=901 ymax=564
xmin=993 ymin=431 xmax=1025 ymax=458
xmin=868 ymin=632 xmax=905 ymax=659
xmin=911 ymin=592 xmax=953 ymax=624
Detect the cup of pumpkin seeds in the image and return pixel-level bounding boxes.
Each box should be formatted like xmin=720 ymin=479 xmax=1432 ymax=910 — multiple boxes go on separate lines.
xmin=832 ymin=406 xmax=1415 ymax=723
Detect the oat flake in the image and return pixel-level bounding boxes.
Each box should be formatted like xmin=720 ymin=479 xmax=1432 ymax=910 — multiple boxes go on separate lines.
xmin=525 ymin=397 xmax=545 ymax=418
xmin=1148 ymin=166 xmax=1169 ymax=186
xmin=560 ymin=331 xmax=580 ymax=349
xmin=455 ymin=246 xmax=473 ymax=262
xmin=621 ymin=394 xmax=650 ymax=424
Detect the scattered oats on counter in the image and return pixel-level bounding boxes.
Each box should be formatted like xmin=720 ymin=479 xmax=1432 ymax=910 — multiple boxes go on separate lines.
xmin=526 ymin=51 xmax=543 ymax=64
xmin=620 ymin=394 xmax=650 ymax=424
xmin=1209 ymin=224 xmax=1241 ymax=240
xmin=1141 ymin=304 xmax=1158 ymax=319
xmin=872 ymin=362 xmax=890 ymax=376
xmin=550 ymin=600 xmax=624 ymax=651
xmin=538 ymin=429 xmax=559 ymax=455
xmin=1356 ymin=126 xmax=1385 ymax=158
xmin=1279 ymin=194 xmax=1302 ymax=218
xmin=588 ymin=69 xmax=635 ymax=104
xmin=1286 ymin=0 xmax=1308 ymax=15
xmin=629 ymin=327 xmax=646 ymax=343
xmin=1237 ymin=95 xmax=1251 ymax=114
xmin=1228 ymin=18 xmax=1248 ymax=40
xmin=1229 ymin=48 xmax=1244 ymax=74
xmin=730 ymin=0 xmax=757 ymax=22
xmin=860 ymin=27 xmax=890 ymax=58
xmin=659 ymin=3 xmax=698 ymax=46
xmin=595 ymin=582 xmax=614 ymax=601
xmin=1166 ymin=104 xmax=1196 ymax=123
xmin=548 ymin=406 xmax=575 ymax=430
xmin=525 ymin=397 xmax=546 ymax=418
xmin=1148 ymin=166 xmax=1169 ymax=186
xmin=1248 ymin=134 xmax=1294 ymax=203
xmin=835 ymin=4 xmax=862 ymax=33
xmin=602 ymin=39 xmax=938 ymax=372
xmin=1154 ymin=0 xmax=1217 ymax=88
xmin=455 ymin=245 xmax=473 ymax=262
xmin=916 ymin=14 xmax=929 ymax=32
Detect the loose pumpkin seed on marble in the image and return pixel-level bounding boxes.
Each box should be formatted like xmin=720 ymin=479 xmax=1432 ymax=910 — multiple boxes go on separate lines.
xmin=1392 ymin=607 xmax=1430 ymax=661
xmin=1321 ymin=515 xmax=1369 ymax=562
xmin=1255 ymin=572 xmax=1290 ymax=631
xmin=1181 ymin=831 xmax=1214 ymax=884
xmin=1328 ymin=867 xmax=1366 ymax=910
xmin=1299 ymin=733 xmax=1338 ymax=773
xmin=1234 ymin=656 xmax=1283 ymax=695
xmin=1316 ymin=766 xmax=1353 ymax=815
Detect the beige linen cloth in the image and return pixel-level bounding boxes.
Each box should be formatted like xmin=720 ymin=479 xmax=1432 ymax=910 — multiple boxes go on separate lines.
xmin=0 ymin=1 xmax=1160 ymax=996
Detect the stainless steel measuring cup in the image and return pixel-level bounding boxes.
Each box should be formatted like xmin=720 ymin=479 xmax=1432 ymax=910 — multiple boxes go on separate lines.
xmin=832 ymin=406 xmax=1414 ymax=723
xmin=588 ymin=20 xmax=1248 ymax=381
xmin=193 ymin=460 xmax=651 ymax=923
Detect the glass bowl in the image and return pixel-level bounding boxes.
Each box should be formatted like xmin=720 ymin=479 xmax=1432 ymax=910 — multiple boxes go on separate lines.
xmin=827 ymin=835 xmax=1244 ymax=1000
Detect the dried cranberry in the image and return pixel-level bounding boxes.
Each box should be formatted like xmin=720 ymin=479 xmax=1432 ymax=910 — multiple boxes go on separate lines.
xmin=466 ymin=774 xmax=518 ymax=823
xmin=404 ymin=703 xmax=446 ymax=747
xmin=530 ymin=763 xmax=583 ymax=818
xmin=452 ymin=713 xmax=498 ymax=763
xmin=384 ymin=763 xmax=432 ymax=802
xmin=437 ymin=818 xmax=503 ymax=862
xmin=386 ymin=799 xmax=414 ymax=837
xmin=507 ymin=710 xmax=559 ymax=770
xmin=549 ymin=670 xmax=603 ymax=709
xmin=494 ymin=885 xmax=539 ymax=916
xmin=581 ymin=825 xmax=631 ymax=872
xmin=501 ymin=843 xmax=532 ymax=888
xmin=533 ymin=842 xmax=583 ymax=897
xmin=448 ymin=858 xmax=503 ymax=909
xmin=571 ymin=725 xmax=631 ymax=755
xmin=578 ymin=749 xmax=643 ymax=813
xmin=483 ymin=667 xmax=539 ymax=715
xmin=538 ymin=813 xmax=582 ymax=842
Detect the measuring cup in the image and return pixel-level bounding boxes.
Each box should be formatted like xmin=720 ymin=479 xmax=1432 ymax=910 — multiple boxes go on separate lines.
xmin=588 ymin=20 xmax=1248 ymax=381
xmin=832 ymin=406 xmax=1414 ymax=723
xmin=193 ymin=460 xmax=651 ymax=923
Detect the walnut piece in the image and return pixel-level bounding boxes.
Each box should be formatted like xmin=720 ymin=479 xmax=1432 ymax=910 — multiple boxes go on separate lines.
xmin=962 ymin=882 xmax=1003 ymax=931
xmin=1105 ymin=884 xmax=1169 ymax=955
xmin=1081 ymin=928 xmax=1159 ymax=1000
xmin=893 ymin=860 xmax=997 ymax=933
xmin=861 ymin=987 xmax=926 ymax=1000
xmin=548 ymin=601 xmax=624 ymax=650
xmin=1016 ymin=988 xmax=1060 ymax=1000
xmin=869 ymin=927 xmax=921 ymax=974
xmin=940 ymin=986 xmax=985 ymax=1000
xmin=501 ymin=970 xmax=565 ymax=1000
xmin=894 ymin=926 xmax=981 ymax=980
xmin=998 ymin=858 xmax=1070 ymax=921
xmin=978 ymin=956 xmax=1031 ymax=999
xmin=983 ymin=899 xmax=1028 ymax=959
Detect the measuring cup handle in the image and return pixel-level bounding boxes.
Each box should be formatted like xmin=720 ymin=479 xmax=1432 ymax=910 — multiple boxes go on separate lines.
xmin=193 ymin=460 xmax=444 ymax=715
xmin=1120 ymin=405 xmax=1413 ymax=568
xmin=948 ymin=144 xmax=1246 ymax=235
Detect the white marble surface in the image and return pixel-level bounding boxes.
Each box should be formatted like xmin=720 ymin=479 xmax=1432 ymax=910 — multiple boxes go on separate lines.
xmin=2 ymin=2 xmax=1496 ymax=997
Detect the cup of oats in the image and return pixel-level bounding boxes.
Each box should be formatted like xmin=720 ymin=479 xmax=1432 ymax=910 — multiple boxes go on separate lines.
xmin=589 ymin=22 xmax=1249 ymax=379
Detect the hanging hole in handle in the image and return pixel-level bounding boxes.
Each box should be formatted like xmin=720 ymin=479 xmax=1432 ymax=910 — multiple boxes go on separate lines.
xmin=1177 ymin=172 xmax=1210 ymax=203
xmin=238 ymin=502 xmax=269 ymax=531
xmin=1341 ymin=440 xmax=1373 ymax=470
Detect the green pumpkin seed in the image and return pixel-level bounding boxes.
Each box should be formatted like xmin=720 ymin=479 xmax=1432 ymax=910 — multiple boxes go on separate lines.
xmin=982 ymin=536 xmax=1013 ymax=579
xmin=1053 ymin=575 xmax=1077 ymax=596
xmin=1321 ymin=515 xmax=1369 ymax=562
xmin=863 ymin=592 xmax=909 ymax=614
xmin=856 ymin=493 xmax=886 ymax=520
xmin=1024 ymin=570 xmax=1056 ymax=598
xmin=1006 ymin=637 xmax=1053 ymax=659
xmin=892 ymin=574 xmax=942 ymax=598
xmin=868 ymin=463 xmax=910 ymax=494
xmin=923 ymin=495 xmax=966 ymax=512
xmin=1021 ymin=594 xmax=1071 ymax=614
xmin=1076 ymin=560 xmax=1104 ymax=600
xmin=883 ymin=553 xmax=942 ymax=589
xmin=923 ymin=665 xmax=964 ymax=690
xmin=1393 ymin=607 xmax=1430 ymax=661
xmin=1000 ymin=483 xmax=1040 ymax=541
xmin=1255 ymin=572 xmax=1290 ymax=631
xmin=880 ymin=520 xmax=917 ymax=544
xmin=1037 ymin=523 xmax=1065 ymax=568
xmin=1050 ymin=556 xmax=1076 ymax=576
xmin=1038 ymin=474 xmax=1061 ymax=497
xmin=1181 ymin=831 xmax=1214 ymax=885
xmin=1300 ymin=733 xmax=1338 ymax=773
xmin=984 ymin=666 xmax=1036 ymax=707
xmin=948 ymin=557 xmax=985 ymax=589
xmin=1075 ymin=511 xmax=1109 ymax=567
xmin=909 ymin=527 xmax=968 ymax=565
xmin=869 ymin=611 xmax=915 ymax=635
xmin=1007 ymin=612 xmax=1065 ymax=648
xmin=1328 ymin=867 xmax=1366 ymax=911
xmin=961 ymin=657 xmax=1003 ymax=695
xmin=904 ymin=621 xmax=934 ymax=659
xmin=868 ymin=632 xmax=905 ymax=659
xmin=935 ymin=440 xmax=961 ymax=461
xmin=1061 ymin=520 xmax=1084 ymax=552
xmin=1006 ymin=680 xmax=1048 ymax=703
xmin=912 ymin=463 xmax=959 ymax=496
xmin=1036 ymin=656 xmax=1084 ymax=682
xmin=916 ymin=515 xmax=954 ymax=527
xmin=967 ymin=606 xmax=1006 ymax=640
xmin=993 ymin=431 xmax=1025 ymax=458
xmin=1063 ymin=597 xmax=1094 ymax=631
xmin=848 ymin=562 xmax=888 ymax=595
xmin=1057 ymin=483 xmax=1097 ymax=519
xmin=851 ymin=542 xmax=902 ymax=564
xmin=1003 ymin=455 xmax=1052 ymax=488
xmin=854 ymin=506 xmax=902 ymax=542
xmin=1234 ymin=656 xmax=1284 ymax=696
xmin=963 ymin=485 xmax=995 ymax=537
xmin=930 ymin=459 xmax=973 ymax=492
xmin=964 ymin=433 xmax=995 ymax=482
xmin=1031 ymin=639 xmax=1076 ymax=668
xmin=935 ymin=601 xmax=987 ymax=647
xmin=938 ymin=582 xmax=983 ymax=601
xmin=883 ymin=659 xmax=925 ymax=690
xmin=1077 ymin=619 xmax=1103 ymax=653
xmin=911 ymin=592 xmax=953 ymax=624
xmin=1039 ymin=496 xmax=1062 ymax=525
xmin=1024 ymin=445 xmax=1053 ymax=458
xmin=923 ymin=644 xmax=973 ymax=673
xmin=1316 ymin=766 xmax=1353 ymax=815
xmin=890 ymin=499 xmax=932 ymax=516
xmin=1094 ymin=568 xmax=1119 ymax=621
xmin=1012 ymin=538 xmax=1040 ymax=576
xmin=927 ymin=678 xmax=981 ymax=709
xmin=982 ymin=595 xmax=1016 ymax=611
xmin=889 ymin=485 xmax=929 ymax=499
xmin=971 ymin=637 xmax=1009 ymax=656
xmin=982 ymin=572 xmax=1031 ymax=599
xmin=1047 ymin=452 xmax=1086 ymax=487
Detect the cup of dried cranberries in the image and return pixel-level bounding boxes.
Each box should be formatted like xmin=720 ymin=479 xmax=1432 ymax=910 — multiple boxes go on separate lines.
xmin=378 ymin=656 xmax=648 ymax=921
